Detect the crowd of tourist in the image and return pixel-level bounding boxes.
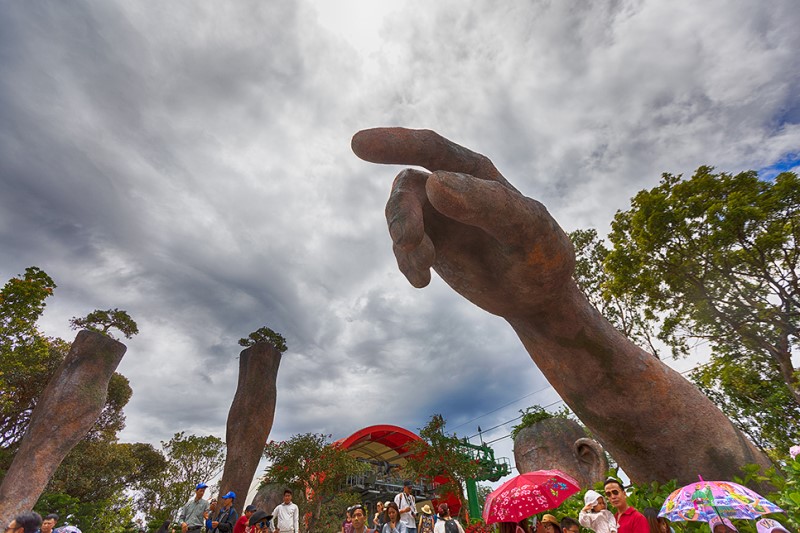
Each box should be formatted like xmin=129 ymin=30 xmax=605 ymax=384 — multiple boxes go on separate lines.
xmin=10 ymin=475 xmax=792 ymax=533
xmin=332 ymin=476 xmax=793 ymax=533
xmin=175 ymin=484 xmax=299 ymax=533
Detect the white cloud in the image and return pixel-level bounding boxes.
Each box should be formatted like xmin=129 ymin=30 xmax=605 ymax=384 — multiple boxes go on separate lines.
xmin=1 ymin=0 xmax=798 ymax=495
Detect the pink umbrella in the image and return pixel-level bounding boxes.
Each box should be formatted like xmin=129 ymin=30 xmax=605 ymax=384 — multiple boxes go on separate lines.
xmin=482 ymin=469 xmax=581 ymax=524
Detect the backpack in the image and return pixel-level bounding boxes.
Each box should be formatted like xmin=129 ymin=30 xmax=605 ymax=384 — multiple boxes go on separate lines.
xmin=445 ymin=520 xmax=460 ymax=533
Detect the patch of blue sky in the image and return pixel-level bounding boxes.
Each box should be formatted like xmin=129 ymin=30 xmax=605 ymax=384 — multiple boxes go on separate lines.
xmin=758 ymin=153 xmax=800 ymax=181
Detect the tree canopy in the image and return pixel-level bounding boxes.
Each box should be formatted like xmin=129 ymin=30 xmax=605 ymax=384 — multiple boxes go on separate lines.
xmin=135 ymin=432 xmax=226 ymax=527
xmin=69 ymin=308 xmax=139 ymax=340
xmin=606 ymin=168 xmax=799 ymax=402
xmin=579 ymin=167 xmax=800 ymax=459
xmin=510 ymin=405 xmax=573 ymax=440
xmin=0 ymin=267 xmax=60 ymax=448
xmin=571 ymin=229 xmax=663 ymax=357
xmin=404 ymin=414 xmax=482 ymax=519
xmin=262 ymin=433 xmax=368 ymax=532
xmin=238 ymin=326 xmax=288 ymax=353
xmin=0 ymin=267 xmax=147 ymax=533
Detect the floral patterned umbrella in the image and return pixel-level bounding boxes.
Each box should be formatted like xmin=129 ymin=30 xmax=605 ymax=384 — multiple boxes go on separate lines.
xmin=658 ymin=477 xmax=783 ymax=522
xmin=482 ymin=469 xmax=580 ymax=524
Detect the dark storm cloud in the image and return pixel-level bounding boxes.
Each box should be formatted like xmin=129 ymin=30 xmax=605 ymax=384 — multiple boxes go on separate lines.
xmin=2 ymin=0 xmax=799 ymax=496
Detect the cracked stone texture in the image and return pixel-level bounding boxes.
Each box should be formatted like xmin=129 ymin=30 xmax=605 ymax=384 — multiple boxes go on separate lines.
xmin=218 ymin=342 xmax=282 ymax=513
xmin=0 ymin=330 xmax=126 ymax=525
xmin=514 ymin=418 xmax=608 ymax=488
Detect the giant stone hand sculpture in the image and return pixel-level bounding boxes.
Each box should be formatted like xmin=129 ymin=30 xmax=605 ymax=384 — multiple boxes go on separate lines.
xmin=218 ymin=342 xmax=282 ymax=514
xmin=352 ymin=127 xmax=771 ymax=485
xmin=0 ymin=330 xmax=126 ymax=525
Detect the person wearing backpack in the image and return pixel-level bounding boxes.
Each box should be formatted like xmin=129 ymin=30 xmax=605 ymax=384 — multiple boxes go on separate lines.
xmin=433 ymin=504 xmax=464 ymax=533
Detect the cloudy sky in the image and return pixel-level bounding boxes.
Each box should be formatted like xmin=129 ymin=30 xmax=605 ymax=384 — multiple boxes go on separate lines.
xmin=2 ymin=0 xmax=799 ymax=497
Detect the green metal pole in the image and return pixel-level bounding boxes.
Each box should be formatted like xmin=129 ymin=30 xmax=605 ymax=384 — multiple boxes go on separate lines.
xmin=466 ymin=477 xmax=480 ymax=522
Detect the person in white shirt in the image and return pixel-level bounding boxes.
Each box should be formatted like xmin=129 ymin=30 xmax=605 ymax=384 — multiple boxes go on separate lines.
xmin=432 ymin=504 xmax=464 ymax=533
xmin=394 ymin=481 xmax=417 ymax=533
xmin=272 ymin=488 xmax=299 ymax=533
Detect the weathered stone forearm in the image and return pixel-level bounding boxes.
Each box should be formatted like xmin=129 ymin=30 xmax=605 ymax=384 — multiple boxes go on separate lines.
xmin=505 ymin=281 xmax=770 ymax=484
xmin=0 ymin=331 xmax=126 ymax=525
xmin=219 ymin=342 xmax=281 ymax=512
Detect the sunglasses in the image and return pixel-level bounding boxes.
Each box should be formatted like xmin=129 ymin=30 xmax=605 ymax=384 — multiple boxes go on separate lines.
xmin=604 ymin=489 xmax=621 ymax=496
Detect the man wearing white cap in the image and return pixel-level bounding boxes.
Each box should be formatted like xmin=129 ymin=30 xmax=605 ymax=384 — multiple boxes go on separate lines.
xmin=179 ymin=483 xmax=211 ymax=533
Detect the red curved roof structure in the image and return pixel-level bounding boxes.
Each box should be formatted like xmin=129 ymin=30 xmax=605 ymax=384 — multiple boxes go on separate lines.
xmin=335 ymin=424 xmax=421 ymax=463
xmin=336 ymin=424 xmax=461 ymax=515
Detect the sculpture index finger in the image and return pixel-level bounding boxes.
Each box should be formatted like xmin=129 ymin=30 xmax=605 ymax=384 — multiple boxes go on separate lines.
xmin=352 ymin=127 xmax=516 ymax=190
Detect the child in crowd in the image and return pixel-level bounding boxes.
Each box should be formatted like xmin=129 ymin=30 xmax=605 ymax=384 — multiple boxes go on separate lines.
xmin=579 ymin=490 xmax=618 ymax=533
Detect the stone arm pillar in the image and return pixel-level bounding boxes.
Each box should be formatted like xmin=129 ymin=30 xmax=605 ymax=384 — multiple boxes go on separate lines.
xmin=219 ymin=342 xmax=282 ymax=514
xmin=0 ymin=330 xmax=126 ymax=524
xmin=507 ymin=282 xmax=770 ymax=484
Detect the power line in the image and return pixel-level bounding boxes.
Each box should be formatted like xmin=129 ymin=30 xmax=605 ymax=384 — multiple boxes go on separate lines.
xmin=454 ymin=358 xmax=712 ymax=445
xmin=450 ymin=384 xmax=554 ymax=431
xmin=467 ymin=398 xmax=567 ymax=440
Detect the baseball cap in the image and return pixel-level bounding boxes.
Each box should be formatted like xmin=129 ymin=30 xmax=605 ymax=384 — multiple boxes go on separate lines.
xmin=222 ymin=491 xmax=236 ymax=499
xmin=245 ymin=505 xmax=258 ymax=513
xmin=196 ymin=483 xmax=208 ymax=490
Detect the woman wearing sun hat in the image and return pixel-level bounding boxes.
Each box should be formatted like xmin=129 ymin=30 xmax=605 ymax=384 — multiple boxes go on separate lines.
xmin=541 ymin=515 xmax=562 ymax=533
xmin=418 ymin=505 xmax=435 ymax=533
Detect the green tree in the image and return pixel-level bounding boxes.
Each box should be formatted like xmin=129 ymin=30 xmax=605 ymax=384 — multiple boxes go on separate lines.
xmin=403 ymin=415 xmax=482 ymax=520
xmin=603 ymin=167 xmax=800 ymax=458
xmin=136 ymin=432 xmax=226 ymax=525
xmin=0 ymin=337 xmax=68 ymax=450
xmin=238 ymin=326 xmax=288 ymax=353
xmin=690 ymin=353 xmax=800 ymax=458
xmin=262 ymin=433 xmax=368 ymax=532
xmin=510 ymin=405 xmax=573 ymax=440
xmin=0 ymin=268 xmax=155 ymax=533
xmin=1 ymin=270 xmax=136 ymax=450
xmin=35 ymin=490 xmax=138 ymax=533
xmin=570 ymin=229 xmax=663 ymax=357
xmin=0 ymin=267 xmax=59 ymax=448
xmin=69 ymin=308 xmax=139 ymax=340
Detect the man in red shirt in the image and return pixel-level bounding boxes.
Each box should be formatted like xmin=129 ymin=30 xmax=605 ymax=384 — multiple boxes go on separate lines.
xmin=234 ymin=505 xmax=258 ymax=533
xmin=604 ymin=478 xmax=648 ymax=533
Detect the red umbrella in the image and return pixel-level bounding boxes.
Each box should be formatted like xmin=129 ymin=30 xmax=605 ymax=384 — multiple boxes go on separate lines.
xmin=482 ymin=469 xmax=581 ymax=524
